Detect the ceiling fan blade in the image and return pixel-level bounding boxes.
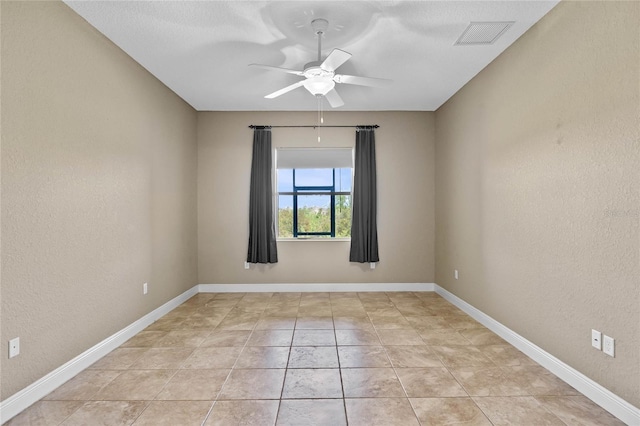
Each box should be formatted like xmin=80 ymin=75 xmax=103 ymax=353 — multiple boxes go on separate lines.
xmin=321 ymin=49 xmax=352 ymax=72
xmin=334 ymin=74 xmax=392 ymax=88
xmin=324 ymin=89 xmax=344 ymax=108
xmin=249 ymin=64 xmax=304 ymax=76
xmin=265 ymin=80 xmax=306 ymax=99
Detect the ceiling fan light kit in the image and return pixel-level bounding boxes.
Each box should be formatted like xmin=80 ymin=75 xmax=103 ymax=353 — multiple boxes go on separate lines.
xmin=303 ymin=78 xmax=335 ymax=96
xmin=250 ymin=18 xmax=391 ymax=109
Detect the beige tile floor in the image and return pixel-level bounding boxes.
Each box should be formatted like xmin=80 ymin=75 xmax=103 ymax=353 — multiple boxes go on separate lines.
xmin=7 ymin=292 xmax=624 ymax=425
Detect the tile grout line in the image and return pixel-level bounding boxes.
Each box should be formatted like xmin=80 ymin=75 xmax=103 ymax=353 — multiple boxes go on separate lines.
xmin=393 ymin=293 xmax=429 ymax=426
xmin=272 ymin=294 xmax=301 ymax=426
xmin=330 ymin=298 xmax=350 ymax=426
xmin=200 ymin=294 xmax=260 ymax=426
xmin=412 ymin=294 xmax=496 ymax=426
xmin=373 ymin=292 xmax=424 ymax=426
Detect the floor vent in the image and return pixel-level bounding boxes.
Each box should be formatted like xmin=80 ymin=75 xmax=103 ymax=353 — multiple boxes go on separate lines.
xmin=455 ymin=21 xmax=514 ymax=45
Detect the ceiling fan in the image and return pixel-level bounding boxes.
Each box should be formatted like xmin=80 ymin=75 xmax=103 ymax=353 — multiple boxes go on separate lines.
xmin=250 ymin=18 xmax=391 ymax=108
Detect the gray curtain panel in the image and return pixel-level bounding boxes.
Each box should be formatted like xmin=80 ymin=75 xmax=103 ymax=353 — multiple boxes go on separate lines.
xmin=247 ymin=128 xmax=278 ymax=263
xmin=349 ymin=127 xmax=379 ymax=263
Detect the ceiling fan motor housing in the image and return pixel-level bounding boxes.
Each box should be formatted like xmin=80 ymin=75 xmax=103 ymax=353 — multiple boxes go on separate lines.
xmin=303 ymin=62 xmax=333 ymax=78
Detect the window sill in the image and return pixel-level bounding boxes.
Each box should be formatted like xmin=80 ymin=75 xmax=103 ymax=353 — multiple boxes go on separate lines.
xmin=277 ymin=237 xmax=351 ymax=242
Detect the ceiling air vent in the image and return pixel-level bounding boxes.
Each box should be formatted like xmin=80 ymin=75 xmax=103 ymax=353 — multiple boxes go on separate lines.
xmin=455 ymin=21 xmax=514 ymax=45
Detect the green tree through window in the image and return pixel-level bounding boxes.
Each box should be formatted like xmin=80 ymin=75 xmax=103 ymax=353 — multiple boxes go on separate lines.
xmin=277 ymin=168 xmax=352 ymax=238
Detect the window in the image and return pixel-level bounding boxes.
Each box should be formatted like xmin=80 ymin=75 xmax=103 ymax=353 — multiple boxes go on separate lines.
xmin=276 ymin=148 xmax=353 ymax=239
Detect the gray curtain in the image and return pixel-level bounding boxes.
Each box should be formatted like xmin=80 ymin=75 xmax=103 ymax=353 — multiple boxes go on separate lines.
xmin=247 ymin=128 xmax=278 ymax=263
xmin=349 ymin=127 xmax=379 ymax=263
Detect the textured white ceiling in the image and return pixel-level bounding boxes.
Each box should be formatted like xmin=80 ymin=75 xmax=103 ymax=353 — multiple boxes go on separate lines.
xmin=64 ymin=1 xmax=559 ymax=111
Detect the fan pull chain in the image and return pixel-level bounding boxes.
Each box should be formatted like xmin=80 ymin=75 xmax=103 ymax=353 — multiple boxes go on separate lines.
xmin=317 ymin=95 xmax=322 ymax=143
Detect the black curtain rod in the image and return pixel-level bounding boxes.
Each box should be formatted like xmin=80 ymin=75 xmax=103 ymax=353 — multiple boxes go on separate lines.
xmin=248 ymin=125 xmax=379 ymax=129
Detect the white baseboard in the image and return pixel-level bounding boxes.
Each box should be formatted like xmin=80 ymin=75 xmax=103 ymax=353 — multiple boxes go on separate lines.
xmin=4 ymin=283 xmax=637 ymax=425
xmin=198 ymin=282 xmax=435 ymax=293
xmin=0 ymin=285 xmax=199 ymax=424
xmin=435 ymin=284 xmax=640 ymax=426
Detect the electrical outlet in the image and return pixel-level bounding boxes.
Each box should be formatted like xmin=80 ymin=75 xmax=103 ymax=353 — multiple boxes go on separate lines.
xmin=9 ymin=337 xmax=20 ymax=358
xmin=370 ymin=262 xmax=376 ymax=269
xmin=143 ymin=283 xmax=148 ymax=295
xmin=244 ymin=262 xmax=250 ymax=270
xmin=603 ymin=335 xmax=615 ymax=357
xmin=454 ymin=269 xmax=459 ymax=280
xmin=591 ymin=329 xmax=602 ymax=350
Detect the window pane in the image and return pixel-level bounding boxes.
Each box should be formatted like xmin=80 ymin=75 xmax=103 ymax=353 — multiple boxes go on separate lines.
xmin=277 ymin=169 xmax=293 ymax=192
xmin=297 ymin=195 xmax=331 ymax=235
xmin=336 ymin=168 xmax=352 ymax=192
xmin=278 ymin=195 xmax=293 ymax=238
xmin=276 ymin=165 xmax=352 ymax=239
xmin=294 ymin=169 xmax=333 ymax=187
xmin=335 ymin=195 xmax=352 ymax=238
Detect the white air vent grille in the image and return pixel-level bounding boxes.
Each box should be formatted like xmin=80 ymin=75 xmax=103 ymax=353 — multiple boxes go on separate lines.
xmin=455 ymin=21 xmax=514 ymax=45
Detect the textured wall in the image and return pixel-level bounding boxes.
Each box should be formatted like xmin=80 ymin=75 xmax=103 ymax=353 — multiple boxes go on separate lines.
xmin=435 ymin=1 xmax=639 ymax=407
xmin=198 ymin=111 xmax=435 ymax=284
xmin=1 ymin=1 xmax=198 ymax=399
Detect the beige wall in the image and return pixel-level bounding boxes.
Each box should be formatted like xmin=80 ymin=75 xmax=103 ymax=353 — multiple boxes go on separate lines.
xmin=1 ymin=1 xmax=198 ymax=399
xmin=198 ymin=111 xmax=435 ymax=284
xmin=435 ymin=1 xmax=639 ymax=407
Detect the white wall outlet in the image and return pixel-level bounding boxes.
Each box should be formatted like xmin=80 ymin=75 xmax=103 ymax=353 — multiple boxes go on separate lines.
xmin=9 ymin=337 xmax=20 ymax=358
xmin=143 ymin=283 xmax=148 ymax=295
xmin=370 ymin=262 xmax=376 ymax=269
xmin=603 ymin=335 xmax=615 ymax=357
xmin=591 ymin=329 xmax=602 ymax=350
xmin=244 ymin=262 xmax=250 ymax=270
xmin=454 ymin=269 xmax=459 ymax=280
